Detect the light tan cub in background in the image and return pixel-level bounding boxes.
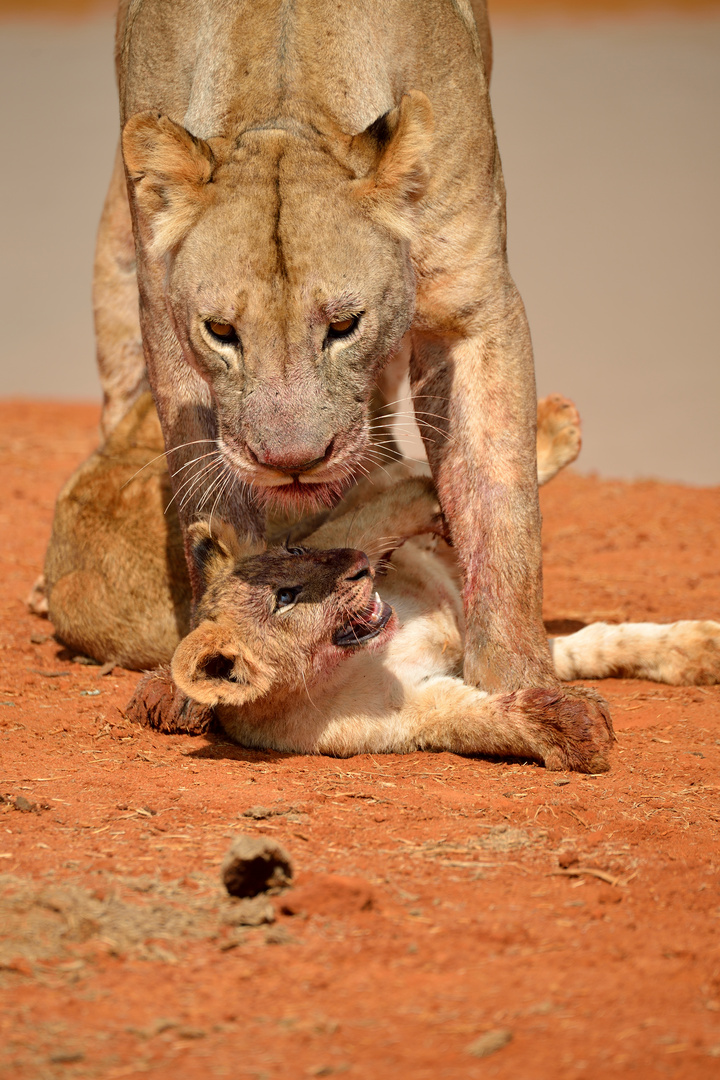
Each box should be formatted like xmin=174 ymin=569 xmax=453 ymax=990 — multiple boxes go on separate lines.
xmin=171 ymin=472 xmax=720 ymax=773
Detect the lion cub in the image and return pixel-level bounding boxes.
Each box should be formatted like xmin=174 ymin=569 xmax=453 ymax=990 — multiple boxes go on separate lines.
xmin=171 ymin=474 xmax=720 ymax=773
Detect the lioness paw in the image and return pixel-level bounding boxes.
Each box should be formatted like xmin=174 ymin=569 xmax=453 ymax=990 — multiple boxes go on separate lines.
xmin=125 ymin=666 xmax=216 ymax=735
xmin=536 ymin=394 xmax=582 ymax=486
xmin=515 ymin=686 xmax=615 ymax=773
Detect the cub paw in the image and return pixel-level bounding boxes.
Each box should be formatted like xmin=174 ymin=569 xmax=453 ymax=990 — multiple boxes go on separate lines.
xmin=125 ymin=665 xmax=216 ymax=735
xmin=663 ymin=620 xmax=720 ymax=685
xmin=536 ymin=394 xmax=582 ymax=485
xmin=519 ymin=685 xmax=615 ymax=773
xmin=27 ymin=574 xmax=49 ymax=617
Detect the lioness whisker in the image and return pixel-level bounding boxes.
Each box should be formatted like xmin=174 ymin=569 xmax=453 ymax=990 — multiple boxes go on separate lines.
xmin=365 ymin=444 xmax=428 ymax=466
xmin=372 ymin=413 xmax=453 ymax=442
xmin=121 ymin=438 xmax=218 ymax=489
xmin=177 ymin=459 xmax=225 ymax=514
xmin=166 ymin=456 xmax=221 ymax=515
xmin=169 ymin=450 xmax=220 ymax=480
xmin=208 ymin=466 xmax=236 ymax=537
xmin=373 ymin=393 xmax=452 ymax=411
xmin=196 ymin=460 xmax=229 ymax=512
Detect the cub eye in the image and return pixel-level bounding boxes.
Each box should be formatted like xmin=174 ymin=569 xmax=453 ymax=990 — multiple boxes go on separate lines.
xmin=205 ymin=320 xmax=239 ymax=345
xmin=285 ymin=545 xmax=306 ymax=556
xmin=327 ymin=313 xmax=361 ymax=340
xmin=275 ymin=586 xmax=301 ymax=612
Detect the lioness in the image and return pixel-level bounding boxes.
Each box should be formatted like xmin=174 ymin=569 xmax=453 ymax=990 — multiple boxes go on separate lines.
xmin=166 ymin=476 xmax=719 ymax=771
xmin=43 ymin=392 xmax=581 ymax=671
xmin=96 ymin=0 xmax=566 ymax=709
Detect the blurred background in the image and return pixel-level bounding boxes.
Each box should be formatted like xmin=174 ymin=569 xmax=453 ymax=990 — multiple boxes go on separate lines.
xmin=0 ymin=0 xmax=718 ymax=483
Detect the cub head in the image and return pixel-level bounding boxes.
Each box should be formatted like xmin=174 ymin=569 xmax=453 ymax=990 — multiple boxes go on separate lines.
xmin=122 ymin=93 xmax=434 ymax=511
xmin=171 ymin=522 xmax=397 ymax=708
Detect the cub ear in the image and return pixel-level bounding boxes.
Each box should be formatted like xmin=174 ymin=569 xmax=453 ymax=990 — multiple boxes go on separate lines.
xmin=353 ymin=91 xmax=434 ymax=229
xmin=188 ymin=520 xmax=264 ymax=586
xmin=188 ymin=520 xmax=240 ymax=585
xmin=172 ymin=622 xmax=264 ymax=708
xmin=122 ymin=111 xmax=218 ymax=255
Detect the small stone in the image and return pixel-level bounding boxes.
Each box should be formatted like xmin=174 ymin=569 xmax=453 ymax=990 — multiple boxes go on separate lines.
xmin=242 ymin=806 xmax=275 ymax=819
xmin=13 ymin=796 xmax=36 ymax=813
xmin=558 ymin=850 xmax=580 ymax=869
xmin=176 ymin=1027 xmax=206 ymax=1039
xmin=466 ymin=1028 xmax=513 ymax=1058
xmin=218 ymin=935 xmax=243 ymax=951
xmin=221 ymin=835 xmax=293 ymax=898
xmin=49 ymin=1051 xmax=85 ymax=1064
xmin=30 ymin=632 xmax=49 ymax=645
xmin=264 ymin=926 xmax=295 ymax=945
xmin=554 ymin=778 xmax=571 ymax=786
xmin=221 ymin=895 xmax=275 ymax=927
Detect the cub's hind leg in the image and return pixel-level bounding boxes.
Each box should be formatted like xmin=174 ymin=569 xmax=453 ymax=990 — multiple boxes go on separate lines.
xmin=304 ymin=476 xmax=444 ymax=561
xmin=551 ymin=621 xmax=720 ymax=685
xmin=536 ymin=394 xmax=582 ymax=486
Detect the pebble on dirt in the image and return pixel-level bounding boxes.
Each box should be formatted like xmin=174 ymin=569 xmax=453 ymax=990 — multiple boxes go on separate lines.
xmin=221 ymin=835 xmax=293 ymax=898
xmin=221 ymin=895 xmax=276 ymax=927
xmin=466 ymin=1028 xmax=513 ymax=1058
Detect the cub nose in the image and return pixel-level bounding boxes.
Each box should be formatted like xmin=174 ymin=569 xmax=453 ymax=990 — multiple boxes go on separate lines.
xmin=345 ymin=552 xmax=371 ymax=582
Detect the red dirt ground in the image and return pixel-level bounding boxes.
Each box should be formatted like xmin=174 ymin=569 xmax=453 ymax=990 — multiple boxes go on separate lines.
xmin=1 ymin=399 xmax=719 ymax=1080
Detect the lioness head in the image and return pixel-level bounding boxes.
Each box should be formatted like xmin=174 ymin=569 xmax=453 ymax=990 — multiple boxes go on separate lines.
xmin=171 ymin=522 xmax=396 ymax=708
xmin=123 ymin=93 xmax=434 ymax=510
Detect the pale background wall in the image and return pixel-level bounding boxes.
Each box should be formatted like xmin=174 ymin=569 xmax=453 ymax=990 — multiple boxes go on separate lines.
xmin=0 ymin=2 xmax=718 ymax=483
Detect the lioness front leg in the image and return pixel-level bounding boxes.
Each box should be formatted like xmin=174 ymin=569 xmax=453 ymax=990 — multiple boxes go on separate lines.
xmin=410 ymin=299 xmax=555 ymax=694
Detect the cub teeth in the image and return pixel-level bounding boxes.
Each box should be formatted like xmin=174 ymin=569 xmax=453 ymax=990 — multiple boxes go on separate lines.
xmin=368 ymin=592 xmax=383 ymax=622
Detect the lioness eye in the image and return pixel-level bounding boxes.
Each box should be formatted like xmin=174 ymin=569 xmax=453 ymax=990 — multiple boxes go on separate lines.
xmin=205 ymin=320 xmax=239 ymax=345
xmin=275 ymin=586 xmax=301 ymax=612
xmin=327 ymin=314 xmax=361 ymax=339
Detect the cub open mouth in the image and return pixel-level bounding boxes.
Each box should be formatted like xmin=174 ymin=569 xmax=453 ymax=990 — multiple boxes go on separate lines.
xmin=333 ymin=591 xmax=394 ymax=648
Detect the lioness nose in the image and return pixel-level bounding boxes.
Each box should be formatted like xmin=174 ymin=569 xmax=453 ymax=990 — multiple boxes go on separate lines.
xmin=246 ymin=439 xmax=334 ymax=474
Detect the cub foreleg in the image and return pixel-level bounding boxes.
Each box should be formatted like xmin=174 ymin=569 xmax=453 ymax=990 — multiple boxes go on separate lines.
xmin=551 ymin=621 xmax=720 ymax=686
xmin=387 ymin=679 xmax=614 ymax=773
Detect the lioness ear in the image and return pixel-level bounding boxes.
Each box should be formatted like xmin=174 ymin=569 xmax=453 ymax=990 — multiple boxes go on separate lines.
xmin=122 ymin=111 xmax=217 ymax=255
xmin=172 ymin=622 xmax=264 ymax=708
xmin=353 ymin=91 xmax=434 ymax=228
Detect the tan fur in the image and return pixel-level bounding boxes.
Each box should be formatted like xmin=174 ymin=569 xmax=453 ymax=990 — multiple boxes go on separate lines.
xmin=43 ymin=395 xmax=191 ymax=669
xmin=93 ymin=0 xmax=556 ymax=696
xmin=42 ymin=393 xmax=578 ymax=671
xmin=551 ymin=622 xmax=720 ymax=686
